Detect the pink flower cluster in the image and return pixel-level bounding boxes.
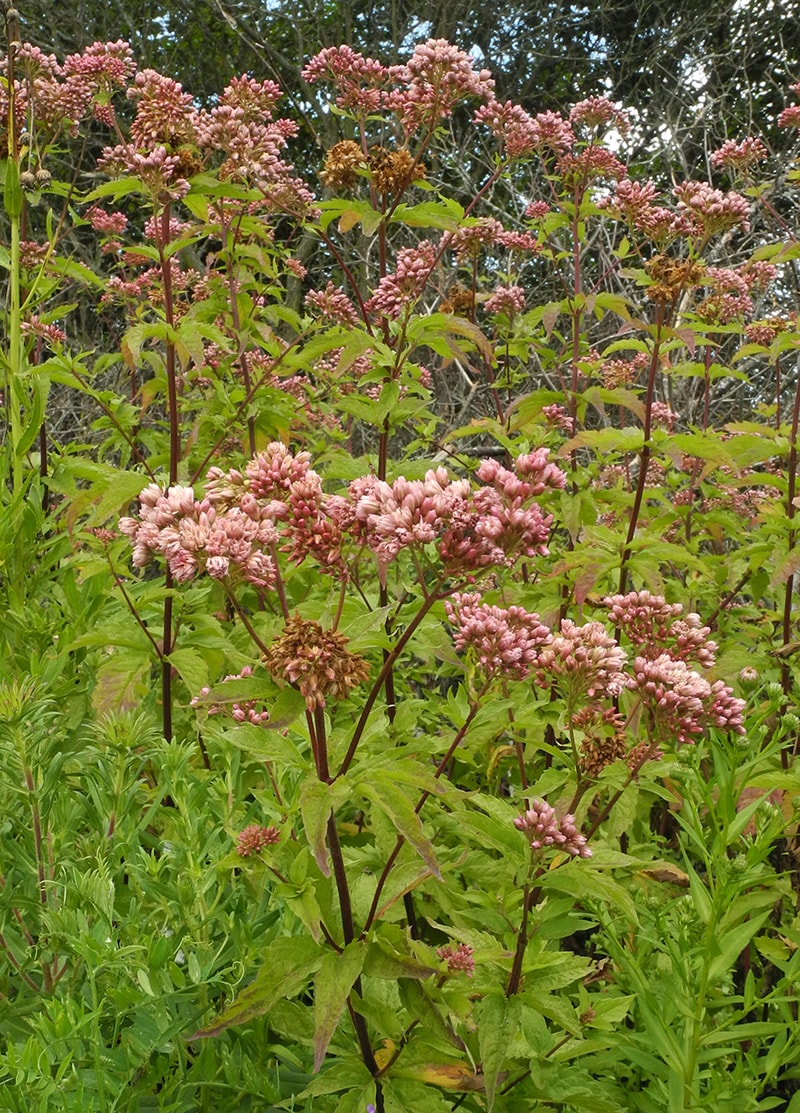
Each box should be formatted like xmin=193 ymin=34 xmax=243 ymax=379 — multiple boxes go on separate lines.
xmin=541 ymin=403 xmax=575 ymax=433
xmin=605 ymin=590 xmax=717 ymax=667
xmin=444 ymin=593 xmax=551 ymax=680
xmin=605 ymin=591 xmax=745 ymax=741
xmin=365 ymin=241 xmax=437 ymax=318
xmin=570 ymin=96 xmax=630 ymax=135
xmin=629 ymin=654 xmax=744 ymax=743
xmin=302 ymin=45 xmax=390 ymax=113
xmin=673 ymin=180 xmax=751 ymax=237
xmin=437 ymin=942 xmax=475 ymax=976
xmin=118 ymin=482 xmax=278 ymax=586
xmin=535 ymin=620 xmax=628 ymax=707
xmin=385 ymin=40 xmax=495 ymax=133
xmin=514 ymin=799 xmax=592 ymax=858
xmin=485 ymin=284 xmax=526 ymax=318
xmin=778 ymin=84 xmax=800 ymax=130
xmin=475 ymin=102 xmax=575 ymax=158
xmin=305 ymin=282 xmax=360 ymax=326
xmin=120 ymin=442 xmax=569 ymax=592
xmin=4 ymin=40 xmax=133 ymax=134
xmin=710 ymin=137 xmax=767 ymax=172
xmin=303 ymin=38 xmax=493 ymax=132
xmin=447 ymin=218 xmax=539 ymax=260
xmin=236 ymin=824 xmax=280 ymax=857
xmin=600 ymin=179 xmax=695 ymax=243
xmin=697 ymin=266 xmax=754 ymax=324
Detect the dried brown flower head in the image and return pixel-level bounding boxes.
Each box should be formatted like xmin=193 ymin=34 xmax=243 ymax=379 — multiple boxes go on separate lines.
xmin=263 ymin=614 xmax=370 ymax=709
xmin=580 ymin=732 xmax=627 ymax=779
xmin=645 ymin=254 xmax=705 ymax=304
xmin=368 ymin=146 xmax=425 ymax=195
xmin=441 ymin=283 xmax=476 ymax=315
xmin=321 ymin=139 xmax=364 ymax=190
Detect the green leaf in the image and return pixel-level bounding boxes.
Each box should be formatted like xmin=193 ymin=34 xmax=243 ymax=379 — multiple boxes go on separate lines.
xmin=189 ymin=936 xmax=323 ymax=1038
xmin=561 ymin=427 xmax=645 ymax=456
xmin=83 ymin=176 xmax=149 ymax=202
xmin=362 ymin=939 xmax=438 ymax=981
xmin=357 ymin=772 xmax=442 ymax=880
xmin=213 ymin=721 xmax=308 ymax=768
xmin=391 ymin=197 xmax=465 ymax=230
xmin=540 ymin=864 xmax=639 ymax=925
xmin=296 ymin=1059 xmax=372 ymax=1098
xmin=3 ymin=158 xmax=22 ymax=219
xmin=313 ymin=942 xmax=365 ymax=1070
xmin=167 ymin=647 xmax=209 ymax=693
xmin=300 ymin=779 xmax=350 ymax=877
xmin=707 ymin=911 xmax=771 ymax=983
xmin=478 ymin=994 xmax=520 ymax=1109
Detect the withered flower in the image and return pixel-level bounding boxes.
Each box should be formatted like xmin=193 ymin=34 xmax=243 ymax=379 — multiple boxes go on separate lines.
xmin=263 ymin=614 xmax=370 ymax=709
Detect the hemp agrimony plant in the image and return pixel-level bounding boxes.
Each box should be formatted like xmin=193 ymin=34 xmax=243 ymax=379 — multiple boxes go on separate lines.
xmin=3 ymin=21 xmax=800 ymax=1113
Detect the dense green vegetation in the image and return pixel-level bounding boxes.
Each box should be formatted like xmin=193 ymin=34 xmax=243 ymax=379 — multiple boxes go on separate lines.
xmin=2 ymin=7 xmax=800 ymax=1112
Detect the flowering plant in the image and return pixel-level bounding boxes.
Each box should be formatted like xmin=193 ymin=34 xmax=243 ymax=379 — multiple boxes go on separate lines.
xmin=2 ymin=26 xmax=800 ymax=1113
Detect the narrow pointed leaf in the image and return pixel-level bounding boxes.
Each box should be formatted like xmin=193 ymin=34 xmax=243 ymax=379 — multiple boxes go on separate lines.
xmin=358 ymin=774 xmax=441 ymax=880
xmin=189 ymin=936 xmax=322 ymax=1039
xmin=313 ymin=942 xmax=365 ymax=1070
xmin=478 ymin=994 xmax=520 ymax=1109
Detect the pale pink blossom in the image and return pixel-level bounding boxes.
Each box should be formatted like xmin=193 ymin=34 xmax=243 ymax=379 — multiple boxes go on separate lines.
xmin=485 ymin=284 xmax=526 ymax=318
xmin=445 ymin=593 xmax=551 ymax=679
xmin=514 ymin=799 xmax=592 ymax=857
xmin=535 ymin=620 xmax=627 ymax=705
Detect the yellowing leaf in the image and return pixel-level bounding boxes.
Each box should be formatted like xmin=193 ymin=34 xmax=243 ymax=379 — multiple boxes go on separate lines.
xmin=338 ymin=208 xmax=361 ymax=233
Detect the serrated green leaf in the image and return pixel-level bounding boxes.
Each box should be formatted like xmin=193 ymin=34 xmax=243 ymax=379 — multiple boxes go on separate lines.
xmin=313 ymin=942 xmax=365 ymax=1070
xmin=478 ymin=994 xmax=520 ymax=1109
xmin=358 ymin=773 xmax=441 ymax=880
xmin=362 ymin=939 xmax=438 ymax=981
xmin=189 ymin=936 xmax=323 ymax=1038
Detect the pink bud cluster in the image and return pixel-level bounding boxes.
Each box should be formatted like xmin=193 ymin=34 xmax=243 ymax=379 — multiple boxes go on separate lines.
xmin=118 ymin=482 xmax=278 ymax=586
xmin=600 ymin=179 xmax=696 ymax=242
xmin=778 ymin=85 xmax=800 ymax=130
xmin=476 ymin=102 xmax=575 ymax=157
xmin=304 ymin=282 xmax=360 ymax=326
xmin=127 ymin=68 xmax=195 ymax=146
xmin=629 ymin=655 xmax=744 ymax=743
xmin=710 ymin=137 xmax=767 ymax=172
xmin=351 ymin=452 xmax=564 ymax=576
xmin=304 ymin=39 xmax=493 ymax=132
xmin=447 ymin=218 xmax=539 ymax=260
xmin=514 ymin=799 xmax=591 ymax=858
xmin=605 ymin=591 xmax=745 ymax=741
xmin=5 ymin=40 xmax=134 ymax=134
xmin=191 ymin=666 xmax=270 ymax=725
xmin=97 ymin=144 xmax=190 ymax=198
xmin=696 ymin=266 xmax=754 ymax=324
xmin=302 ymin=45 xmax=390 ymax=113
xmin=536 ymin=621 xmax=628 ymax=707
xmin=673 ymin=181 xmax=751 ymax=237
xmin=385 ymin=40 xmax=495 ymax=133
xmin=85 ymin=206 xmax=128 ymax=235
xmin=365 ymin=241 xmax=437 ymax=318
xmin=121 ymin=444 xmax=567 ymax=589
xmin=605 ymin=590 xmax=717 ymax=667
xmin=436 ymin=942 xmax=475 ymax=976
xmin=236 ymin=824 xmax=280 ymax=857
xmin=444 ymin=593 xmax=551 ymax=680
xmin=541 ymin=403 xmax=575 ymax=433
xmin=485 ymin=285 xmax=526 ymax=318
xmin=569 ymin=96 xmax=630 ymax=135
